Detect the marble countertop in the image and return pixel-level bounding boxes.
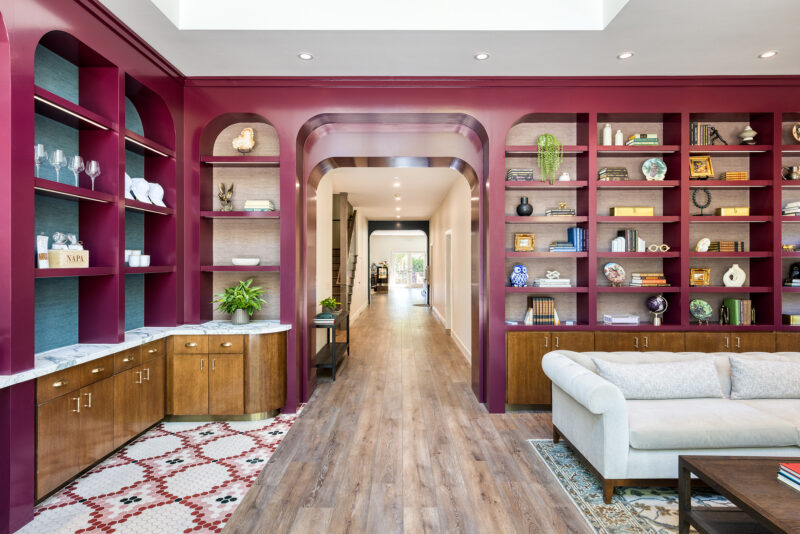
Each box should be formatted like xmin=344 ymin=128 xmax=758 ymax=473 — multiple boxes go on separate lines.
xmin=0 ymin=321 xmax=291 ymax=390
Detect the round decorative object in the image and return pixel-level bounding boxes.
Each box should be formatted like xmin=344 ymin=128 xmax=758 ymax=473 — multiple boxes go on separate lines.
xmin=792 ymin=122 xmax=800 ymax=143
xmin=130 ymin=178 xmax=151 ymax=203
xmin=738 ymin=124 xmax=757 ymax=145
xmin=689 ymin=299 xmax=713 ymax=324
xmin=692 ymin=188 xmax=712 ymax=215
xmin=148 ymin=183 xmax=166 ymax=207
xmin=647 ymin=294 xmax=668 ymax=314
xmin=516 ymin=197 xmax=533 ymax=216
xmin=642 ymin=158 xmax=667 ymax=181
xmin=510 ymin=264 xmax=528 ymax=287
xmin=231 ymin=257 xmax=261 ymax=266
xmin=695 ymin=237 xmax=711 ymax=252
xmin=603 ymin=262 xmax=626 ymax=286
xmin=723 ymin=263 xmax=746 ymax=287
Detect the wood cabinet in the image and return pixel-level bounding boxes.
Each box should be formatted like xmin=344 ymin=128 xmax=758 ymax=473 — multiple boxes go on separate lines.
xmin=168 ymin=354 xmax=209 ymax=415
xmin=209 ymin=354 xmax=244 ymax=415
xmin=776 ymin=332 xmax=800 ymax=351
xmin=685 ymin=332 xmax=775 ymax=352
xmin=506 ymin=331 xmax=593 ymax=405
xmin=79 ymin=377 xmax=115 ymax=470
xmin=730 ymin=332 xmax=775 ymax=352
xmin=141 ymin=355 xmax=165 ymax=428
xmin=36 ymin=394 xmax=80 ymax=499
xmin=113 ymin=366 xmax=143 ymax=448
xmin=595 ymin=331 xmax=684 ymax=352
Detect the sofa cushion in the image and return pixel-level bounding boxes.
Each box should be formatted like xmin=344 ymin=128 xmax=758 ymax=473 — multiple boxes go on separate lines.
xmin=592 ymin=357 xmax=723 ymax=400
xmin=741 ymin=399 xmax=800 ymax=446
xmin=627 ymin=399 xmax=799 ymax=450
xmin=730 ymin=356 xmax=800 ymax=399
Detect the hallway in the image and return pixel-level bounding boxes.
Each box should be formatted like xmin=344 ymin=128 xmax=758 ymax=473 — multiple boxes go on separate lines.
xmin=225 ymin=290 xmax=592 ymax=533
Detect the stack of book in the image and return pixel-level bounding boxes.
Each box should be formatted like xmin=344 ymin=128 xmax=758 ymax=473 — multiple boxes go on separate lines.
xmin=549 ymin=241 xmax=577 ymax=252
xmin=783 ymin=201 xmax=800 ymax=216
xmin=545 ymin=206 xmax=576 ymax=216
xmin=630 ymin=272 xmax=669 ymax=287
xmin=722 ymin=298 xmax=753 ymax=326
xmin=598 ymin=167 xmax=629 ymax=181
xmin=567 ymin=227 xmax=586 ymax=252
xmin=612 ymin=229 xmax=642 ymax=252
xmin=720 ymin=171 xmax=749 ymax=181
xmin=603 ymin=314 xmax=640 ymax=326
xmin=532 ymin=277 xmax=572 ymax=288
xmin=314 ymin=314 xmax=335 ymax=325
xmin=506 ymin=168 xmax=534 ymax=181
xmin=690 ymin=122 xmax=717 ymax=145
xmin=784 ymin=280 xmax=800 ymax=288
xmin=526 ymin=296 xmax=556 ymax=325
xmin=709 ymin=241 xmax=746 ymax=252
xmin=626 ymin=134 xmax=659 ymax=146
xmin=244 ymin=200 xmax=275 ymax=212
xmin=778 ymin=463 xmax=800 ymax=493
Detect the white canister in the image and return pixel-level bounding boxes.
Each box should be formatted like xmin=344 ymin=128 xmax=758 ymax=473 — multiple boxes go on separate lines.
xmin=139 ymin=255 xmax=151 ymax=267
xmin=602 ymin=123 xmax=612 ymax=146
xmin=129 ymin=255 xmax=141 ymax=267
xmin=614 ymin=129 xmax=624 ymax=146
xmin=558 ymin=172 xmax=571 ymax=181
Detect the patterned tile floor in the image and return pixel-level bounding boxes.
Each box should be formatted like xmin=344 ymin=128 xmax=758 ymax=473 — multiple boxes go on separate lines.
xmin=20 ymin=411 xmax=300 ymax=534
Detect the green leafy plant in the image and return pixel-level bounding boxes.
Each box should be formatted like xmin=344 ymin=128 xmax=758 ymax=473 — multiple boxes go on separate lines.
xmin=320 ymin=296 xmax=341 ymax=311
xmin=537 ymin=133 xmax=564 ymax=184
xmin=212 ymin=279 xmax=265 ymax=316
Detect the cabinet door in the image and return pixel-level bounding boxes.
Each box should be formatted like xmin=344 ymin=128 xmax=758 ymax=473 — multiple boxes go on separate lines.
xmin=113 ymin=367 xmax=142 ymax=449
xmin=79 ymin=377 xmax=115 ymax=470
xmin=638 ymin=332 xmax=685 ymax=351
xmin=141 ymin=356 xmax=165 ymax=428
xmin=36 ymin=395 xmax=81 ymax=499
xmin=732 ymin=332 xmax=776 ymax=353
xmin=209 ymin=354 xmax=244 ymax=415
xmin=169 ymin=354 xmax=208 ymax=415
xmin=685 ymin=332 xmax=730 ymax=352
xmin=506 ymin=332 xmax=550 ymax=405
xmin=594 ymin=332 xmax=640 ymax=351
xmin=776 ymin=332 xmax=800 ymax=352
xmin=550 ymin=331 xmax=594 ymax=352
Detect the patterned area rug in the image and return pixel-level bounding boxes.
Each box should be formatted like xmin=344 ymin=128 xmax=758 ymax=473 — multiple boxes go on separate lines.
xmin=22 ymin=412 xmax=300 ymax=534
xmin=529 ymin=440 xmax=733 ymax=534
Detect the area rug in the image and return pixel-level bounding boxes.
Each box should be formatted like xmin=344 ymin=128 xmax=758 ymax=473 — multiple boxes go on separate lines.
xmin=21 ymin=411 xmax=300 ymax=534
xmin=529 ymin=439 xmax=733 ymax=534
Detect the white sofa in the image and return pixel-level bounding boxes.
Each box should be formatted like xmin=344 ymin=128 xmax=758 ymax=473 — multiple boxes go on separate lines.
xmin=542 ymin=350 xmax=800 ymax=503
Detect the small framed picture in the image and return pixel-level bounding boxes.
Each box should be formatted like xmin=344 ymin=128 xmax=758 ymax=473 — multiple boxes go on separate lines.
xmin=514 ymin=233 xmax=535 ymax=252
xmin=689 ymin=155 xmax=714 ymax=179
xmin=689 ymin=268 xmax=711 ymax=286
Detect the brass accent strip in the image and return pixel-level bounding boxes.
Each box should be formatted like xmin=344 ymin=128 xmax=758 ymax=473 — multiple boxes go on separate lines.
xmin=163 ymin=410 xmax=280 ymax=423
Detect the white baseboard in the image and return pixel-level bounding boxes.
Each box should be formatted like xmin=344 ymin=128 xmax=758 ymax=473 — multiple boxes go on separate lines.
xmin=452 ymin=331 xmax=471 ymax=362
xmin=431 ymin=305 xmax=446 ymax=327
xmin=350 ymin=301 xmax=368 ymax=324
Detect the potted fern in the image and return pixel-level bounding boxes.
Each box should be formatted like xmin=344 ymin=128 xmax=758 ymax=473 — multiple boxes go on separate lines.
xmin=212 ymin=279 xmax=266 ymax=325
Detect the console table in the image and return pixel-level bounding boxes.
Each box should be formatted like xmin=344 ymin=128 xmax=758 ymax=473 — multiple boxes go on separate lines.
xmin=314 ymin=313 xmax=350 ymax=380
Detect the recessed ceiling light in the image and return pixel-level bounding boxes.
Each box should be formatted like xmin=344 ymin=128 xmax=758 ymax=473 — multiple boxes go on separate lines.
xmin=617 ymin=51 xmax=634 ymax=60
xmin=758 ymin=50 xmax=778 ymax=59
xmin=396 ymin=207 xmax=401 ymax=211
xmin=298 ymin=52 xmax=313 ymax=60
xmin=393 ymin=182 xmax=400 ymax=188
xmin=474 ymin=53 xmax=490 ymax=61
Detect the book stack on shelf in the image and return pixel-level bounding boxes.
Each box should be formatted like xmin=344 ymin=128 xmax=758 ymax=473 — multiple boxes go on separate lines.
xmin=525 ymin=296 xmax=556 ymax=326
xmin=630 ymin=272 xmax=669 ymax=287
xmin=506 ymin=168 xmax=534 ymax=181
xmin=783 ymin=202 xmax=800 ymax=216
xmin=611 ymin=229 xmax=644 ymax=252
xmin=778 ymin=463 xmax=800 ymax=493
xmin=690 ymin=122 xmax=722 ymax=145
xmin=625 ymin=134 xmax=659 ymax=146
xmin=545 ymin=203 xmax=576 ymax=216
xmin=598 ymin=167 xmax=629 ymax=181
xmin=784 ymin=279 xmax=800 ymax=288
xmin=709 ymin=241 xmax=746 ymax=252
xmin=244 ymin=200 xmax=275 ymax=212
xmin=548 ymin=227 xmax=585 ymax=252
xmin=314 ymin=314 xmax=335 ymax=325
xmin=549 ymin=241 xmax=577 ymax=252
xmin=603 ymin=314 xmax=639 ymax=326
xmin=722 ymin=298 xmax=753 ymax=326
xmin=532 ymin=276 xmax=572 ymax=288
xmin=720 ymin=171 xmax=749 ymax=181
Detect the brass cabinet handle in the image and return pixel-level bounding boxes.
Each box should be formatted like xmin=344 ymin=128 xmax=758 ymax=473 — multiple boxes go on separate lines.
xmin=185 ymin=342 xmax=198 ymax=348
xmin=554 ymin=336 xmax=559 ymax=349
xmin=200 ymin=358 xmax=204 ymax=371
xmin=148 ymin=348 xmax=158 ymax=354
xmin=143 ymin=368 xmax=150 ymax=381
xmin=643 ymin=336 xmax=649 ymax=349
xmin=212 ymin=359 xmax=216 ymax=371
xmin=52 ymin=379 xmax=68 ymax=388
xmin=122 ymin=355 xmax=134 ymax=363
xmin=91 ymin=366 xmax=104 ymax=374
xmin=72 ymin=397 xmax=80 ymax=413
xmin=83 ymin=392 xmax=92 ymax=408
xmin=735 ymin=336 xmax=741 ymax=349
xmin=634 ymin=337 xmax=639 ymax=349
xmin=135 ymin=370 xmax=142 ymax=384
xmin=724 ymin=336 xmax=730 ymax=349
xmin=221 ymin=342 xmax=233 ymax=347
xmin=544 ymin=337 xmax=549 ymax=348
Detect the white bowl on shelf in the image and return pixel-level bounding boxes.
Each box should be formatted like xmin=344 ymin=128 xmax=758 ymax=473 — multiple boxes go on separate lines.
xmin=231 ymin=257 xmax=260 ymax=266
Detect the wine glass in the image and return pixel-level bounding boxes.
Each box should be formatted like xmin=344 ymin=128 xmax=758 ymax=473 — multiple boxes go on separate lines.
xmin=85 ymin=160 xmax=101 ymax=191
xmin=49 ymin=149 xmax=66 ymax=182
xmin=68 ymin=156 xmax=84 ymax=187
xmin=34 ymin=144 xmax=48 ymax=178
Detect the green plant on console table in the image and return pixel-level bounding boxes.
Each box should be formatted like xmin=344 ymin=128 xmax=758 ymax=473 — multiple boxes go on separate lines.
xmin=320 ymin=296 xmax=341 ymax=313
xmin=212 ymin=278 xmax=265 ymax=316
xmin=537 ymin=133 xmax=564 ymax=185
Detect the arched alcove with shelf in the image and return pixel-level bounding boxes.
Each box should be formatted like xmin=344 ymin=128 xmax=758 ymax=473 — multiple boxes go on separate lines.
xmin=197 ymin=113 xmax=281 ymax=322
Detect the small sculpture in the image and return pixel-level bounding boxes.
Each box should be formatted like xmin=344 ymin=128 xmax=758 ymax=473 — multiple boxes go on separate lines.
xmin=51 ymin=232 xmax=68 ymax=250
xmin=723 ymin=264 xmax=746 ymax=287
xmin=232 ymin=128 xmax=255 ymax=154
xmin=647 ymin=294 xmax=668 ymax=326
xmin=695 ymin=237 xmax=711 ymax=252
xmin=510 ymin=264 xmax=528 ymax=287
xmin=788 ymin=262 xmax=800 ymax=283
xmin=545 ymin=270 xmax=560 ymax=280
xmin=218 ymin=183 xmax=234 ymax=211
xmin=708 ymin=126 xmax=728 ymax=145
xmin=739 ymin=124 xmax=757 ymax=145
xmin=66 ymin=234 xmax=84 ymax=250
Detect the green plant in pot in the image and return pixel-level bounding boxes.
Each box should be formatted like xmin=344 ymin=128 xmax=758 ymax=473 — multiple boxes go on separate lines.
xmin=319 ymin=296 xmax=341 ymax=316
xmin=537 ymin=133 xmax=564 ymax=184
xmin=212 ymin=279 xmax=265 ymax=325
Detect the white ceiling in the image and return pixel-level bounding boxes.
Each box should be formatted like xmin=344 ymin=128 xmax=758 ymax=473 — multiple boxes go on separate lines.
xmin=98 ymin=0 xmax=800 ymax=76
xmin=325 ymin=167 xmax=462 ymax=220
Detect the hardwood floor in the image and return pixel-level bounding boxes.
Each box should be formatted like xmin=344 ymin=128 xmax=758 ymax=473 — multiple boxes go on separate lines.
xmin=225 ymin=289 xmax=591 ymax=533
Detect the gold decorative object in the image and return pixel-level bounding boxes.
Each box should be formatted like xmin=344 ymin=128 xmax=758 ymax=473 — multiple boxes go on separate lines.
xmin=514 ymin=233 xmax=535 ymax=252
xmin=232 ymin=127 xmax=256 ymax=154
xmin=648 ymin=243 xmax=670 ymax=253
xmin=715 ymin=207 xmax=750 ymax=216
xmin=218 ymin=183 xmax=234 ymax=211
xmin=610 ymin=207 xmax=655 ymax=216
xmin=689 ymin=155 xmax=714 ymax=178
xmin=689 ymin=268 xmax=711 ymax=287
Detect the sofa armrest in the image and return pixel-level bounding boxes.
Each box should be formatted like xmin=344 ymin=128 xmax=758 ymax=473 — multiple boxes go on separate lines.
xmin=542 ymin=350 xmax=626 ymax=414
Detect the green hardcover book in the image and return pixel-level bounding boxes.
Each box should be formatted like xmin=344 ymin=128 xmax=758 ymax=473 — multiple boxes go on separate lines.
xmin=723 ymin=298 xmax=740 ymax=326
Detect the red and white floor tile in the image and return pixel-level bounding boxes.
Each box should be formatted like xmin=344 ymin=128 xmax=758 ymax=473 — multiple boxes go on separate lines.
xmin=21 ymin=411 xmax=300 ymax=534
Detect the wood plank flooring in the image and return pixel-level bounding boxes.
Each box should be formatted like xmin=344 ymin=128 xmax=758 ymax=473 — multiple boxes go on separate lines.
xmin=225 ymin=289 xmax=592 ymax=533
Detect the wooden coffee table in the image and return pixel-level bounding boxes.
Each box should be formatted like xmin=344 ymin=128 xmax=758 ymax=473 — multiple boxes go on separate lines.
xmin=679 ymin=455 xmax=800 ymax=534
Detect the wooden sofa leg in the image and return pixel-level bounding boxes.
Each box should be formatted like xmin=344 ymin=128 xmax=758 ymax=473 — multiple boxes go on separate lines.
xmin=553 ymin=426 xmax=561 ymax=444
xmin=603 ymin=480 xmax=614 ymax=504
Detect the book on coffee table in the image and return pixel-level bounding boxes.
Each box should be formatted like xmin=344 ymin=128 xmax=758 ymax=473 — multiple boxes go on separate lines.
xmin=779 ymin=463 xmax=800 ymax=492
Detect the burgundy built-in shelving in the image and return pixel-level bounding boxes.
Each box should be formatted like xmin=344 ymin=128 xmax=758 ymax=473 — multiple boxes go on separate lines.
xmin=596 ymin=216 xmax=681 ymax=223
xmin=123 ymin=266 xmax=176 ymax=274
xmin=597 ymin=251 xmax=681 ymax=258
xmin=200 ymin=210 xmax=280 ymax=219
xmin=34 ymin=178 xmax=115 ymax=203
xmin=33 ymin=85 xmax=117 ymax=131
xmin=505 ymin=216 xmax=588 ymax=224
xmin=689 ymin=145 xmax=772 ymax=153
xmin=688 ymin=286 xmax=772 ymax=293
xmin=506 ymin=286 xmax=588 ymax=293
xmin=200 ymin=155 xmax=280 ymax=166
xmin=124 ymin=129 xmax=176 ymax=158
xmin=506 ymin=251 xmax=588 ymax=258
xmin=504 ymin=180 xmax=587 ymax=189
xmin=124 ymin=199 xmax=175 ymax=215
xmin=505 ymin=145 xmax=588 ymax=155
xmin=200 ymin=265 xmax=280 ymax=272
xmin=597 ymin=180 xmax=680 ymax=188
xmin=34 ymin=267 xmax=115 ymax=278
xmin=597 ymin=145 xmax=679 ymax=153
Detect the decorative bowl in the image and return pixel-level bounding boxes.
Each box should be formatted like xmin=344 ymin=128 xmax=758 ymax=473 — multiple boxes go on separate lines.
xmin=231 ymin=257 xmax=260 ymax=266
xmin=689 ymin=298 xmax=713 ymax=323
xmin=642 ymin=158 xmax=667 ymax=181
